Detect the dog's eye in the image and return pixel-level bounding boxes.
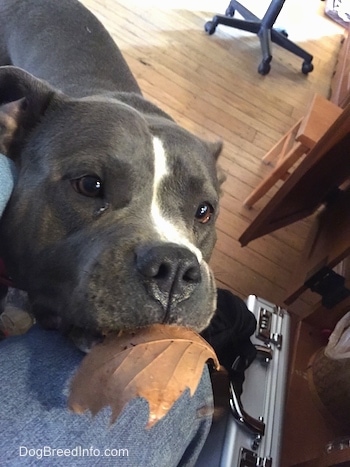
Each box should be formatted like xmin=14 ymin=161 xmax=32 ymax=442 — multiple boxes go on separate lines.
xmin=195 ymin=202 xmax=214 ymax=224
xmin=71 ymin=176 xmax=103 ymax=197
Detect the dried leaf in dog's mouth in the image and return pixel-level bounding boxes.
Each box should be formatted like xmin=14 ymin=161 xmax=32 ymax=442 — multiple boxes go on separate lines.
xmin=68 ymin=324 xmax=219 ymax=428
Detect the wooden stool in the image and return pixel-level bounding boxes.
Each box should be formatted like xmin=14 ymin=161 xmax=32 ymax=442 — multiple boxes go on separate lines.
xmin=243 ymin=94 xmax=343 ymax=208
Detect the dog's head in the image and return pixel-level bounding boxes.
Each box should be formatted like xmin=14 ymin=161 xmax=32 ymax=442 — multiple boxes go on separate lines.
xmin=0 ymin=66 xmax=224 ymax=341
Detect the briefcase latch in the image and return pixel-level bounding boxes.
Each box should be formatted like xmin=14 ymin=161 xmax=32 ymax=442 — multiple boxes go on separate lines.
xmin=256 ymin=307 xmax=283 ymax=349
xmin=239 ymin=447 xmax=272 ymax=467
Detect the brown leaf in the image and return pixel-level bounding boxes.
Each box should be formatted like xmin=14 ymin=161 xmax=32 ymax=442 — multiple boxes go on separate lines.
xmin=68 ymin=324 xmax=219 ymax=428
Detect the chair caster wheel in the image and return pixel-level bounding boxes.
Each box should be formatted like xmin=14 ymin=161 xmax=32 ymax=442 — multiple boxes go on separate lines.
xmin=302 ymin=61 xmax=314 ymax=74
xmin=225 ymin=5 xmax=235 ymax=16
xmin=204 ymin=20 xmax=217 ymax=35
xmin=258 ymin=60 xmax=271 ymax=75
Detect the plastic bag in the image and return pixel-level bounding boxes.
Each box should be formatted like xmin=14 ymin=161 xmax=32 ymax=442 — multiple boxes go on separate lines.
xmin=325 ymin=311 xmax=350 ymax=359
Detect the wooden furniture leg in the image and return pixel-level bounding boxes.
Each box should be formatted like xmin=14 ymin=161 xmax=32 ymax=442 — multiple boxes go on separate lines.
xmin=244 ymin=141 xmax=307 ymax=207
xmin=262 ymin=119 xmax=302 ymax=165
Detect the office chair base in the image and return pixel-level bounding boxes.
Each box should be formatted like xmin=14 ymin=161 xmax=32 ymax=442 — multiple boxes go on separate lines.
xmin=204 ymin=0 xmax=314 ymax=75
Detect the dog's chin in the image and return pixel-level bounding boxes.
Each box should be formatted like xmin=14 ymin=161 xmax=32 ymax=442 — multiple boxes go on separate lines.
xmin=66 ymin=314 xmax=215 ymax=354
xmin=35 ymin=301 xmax=217 ymax=354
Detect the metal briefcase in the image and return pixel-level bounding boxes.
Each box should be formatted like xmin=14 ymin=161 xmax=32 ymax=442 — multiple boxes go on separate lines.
xmin=196 ymin=295 xmax=291 ymax=467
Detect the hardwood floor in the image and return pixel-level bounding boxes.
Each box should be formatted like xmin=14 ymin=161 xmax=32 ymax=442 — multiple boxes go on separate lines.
xmin=83 ymin=0 xmax=344 ymax=316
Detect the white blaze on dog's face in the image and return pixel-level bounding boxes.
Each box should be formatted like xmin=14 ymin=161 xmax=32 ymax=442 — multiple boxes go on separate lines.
xmin=151 ymin=136 xmax=203 ymax=262
xmin=149 ymin=136 xmax=217 ymax=327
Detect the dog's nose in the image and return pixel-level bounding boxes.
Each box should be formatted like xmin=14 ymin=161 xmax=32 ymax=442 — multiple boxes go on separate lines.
xmin=136 ymin=243 xmax=201 ymax=309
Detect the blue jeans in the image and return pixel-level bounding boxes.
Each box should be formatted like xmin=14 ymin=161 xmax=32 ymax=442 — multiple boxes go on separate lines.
xmin=0 ymin=325 xmax=213 ymax=466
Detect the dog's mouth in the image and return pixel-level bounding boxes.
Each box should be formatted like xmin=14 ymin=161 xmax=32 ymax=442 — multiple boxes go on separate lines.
xmin=18 ymin=240 xmax=217 ymax=354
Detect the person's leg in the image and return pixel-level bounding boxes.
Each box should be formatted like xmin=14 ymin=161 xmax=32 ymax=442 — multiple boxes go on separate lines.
xmin=0 ymin=325 xmax=213 ymax=466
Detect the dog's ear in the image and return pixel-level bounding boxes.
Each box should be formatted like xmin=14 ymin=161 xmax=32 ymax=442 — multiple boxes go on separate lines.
xmin=0 ymin=66 xmax=57 ymax=159
xmin=0 ymin=98 xmax=28 ymax=156
xmin=207 ymin=140 xmax=226 ymax=188
xmin=207 ymin=140 xmax=223 ymax=160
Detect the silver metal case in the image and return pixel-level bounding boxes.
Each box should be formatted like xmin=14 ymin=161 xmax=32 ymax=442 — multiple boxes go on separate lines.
xmin=222 ymin=295 xmax=291 ymax=467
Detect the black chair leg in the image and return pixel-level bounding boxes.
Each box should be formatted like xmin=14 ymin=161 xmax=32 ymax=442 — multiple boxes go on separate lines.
xmin=270 ymin=29 xmax=314 ymax=73
xmin=257 ymin=27 xmax=273 ymax=75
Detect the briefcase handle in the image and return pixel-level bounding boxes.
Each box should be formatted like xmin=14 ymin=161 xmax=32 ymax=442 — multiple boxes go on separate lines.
xmin=229 ymin=345 xmax=273 ymax=438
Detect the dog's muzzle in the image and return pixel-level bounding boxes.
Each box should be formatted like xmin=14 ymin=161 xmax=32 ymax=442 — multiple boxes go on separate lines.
xmin=72 ymin=236 xmax=218 ymax=333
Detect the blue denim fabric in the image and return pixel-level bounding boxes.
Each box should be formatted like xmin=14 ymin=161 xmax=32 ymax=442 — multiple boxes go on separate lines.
xmin=0 ymin=325 xmax=213 ymax=466
xmin=0 ymin=154 xmax=17 ymax=217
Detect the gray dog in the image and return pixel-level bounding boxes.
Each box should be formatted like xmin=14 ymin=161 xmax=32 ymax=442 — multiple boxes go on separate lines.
xmin=0 ymin=0 xmax=223 ymax=346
